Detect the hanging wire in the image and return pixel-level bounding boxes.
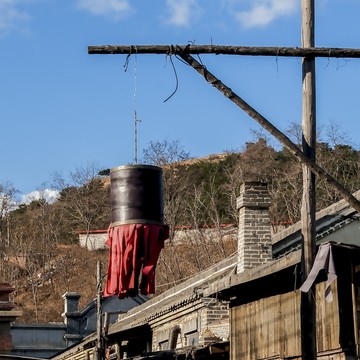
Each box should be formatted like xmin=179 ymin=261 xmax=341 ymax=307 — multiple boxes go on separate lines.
xmin=163 ymin=44 xmax=210 ymax=103
xmin=124 ymin=54 xmax=131 ymax=72
xmin=163 ymin=55 xmax=179 ymax=103
xmin=163 ymin=44 xmax=195 ymax=103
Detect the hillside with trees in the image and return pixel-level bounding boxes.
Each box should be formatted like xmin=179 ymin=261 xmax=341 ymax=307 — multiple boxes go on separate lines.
xmin=1 ymin=129 xmax=360 ymax=323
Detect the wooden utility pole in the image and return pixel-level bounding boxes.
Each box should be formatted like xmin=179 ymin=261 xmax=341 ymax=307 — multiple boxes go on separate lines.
xmin=96 ymin=261 xmax=103 ymax=360
xmin=301 ymin=0 xmax=317 ymax=359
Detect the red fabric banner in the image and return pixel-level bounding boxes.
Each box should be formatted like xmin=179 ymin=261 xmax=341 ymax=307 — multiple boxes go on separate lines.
xmin=103 ymin=223 xmax=169 ymax=298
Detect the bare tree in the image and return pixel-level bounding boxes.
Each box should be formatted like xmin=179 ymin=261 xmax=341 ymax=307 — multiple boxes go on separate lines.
xmin=4 ymin=196 xmax=58 ymax=322
xmin=0 ymin=182 xmax=18 ymax=247
xmin=142 ymin=140 xmax=192 ymax=240
xmin=52 ymin=163 xmax=111 ymax=244
xmin=325 ymin=119 xmax=353 ymax=149
xmin=142 ymin=139 xmax=191 ymax=166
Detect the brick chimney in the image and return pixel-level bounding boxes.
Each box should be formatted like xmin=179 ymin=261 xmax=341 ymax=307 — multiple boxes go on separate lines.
xmin=236 ymin=182 xmax=272 ymax=274
xmin=0 ymin=283 xmax=22 ymax=354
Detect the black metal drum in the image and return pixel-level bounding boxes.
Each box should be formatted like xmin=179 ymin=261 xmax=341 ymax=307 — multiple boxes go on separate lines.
xmin=110 ymin=164 xmax=164 ymax=226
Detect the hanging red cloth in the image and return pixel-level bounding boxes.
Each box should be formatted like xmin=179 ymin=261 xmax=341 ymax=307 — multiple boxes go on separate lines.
xmin=103 ymin=223 xmax=169 ymax=298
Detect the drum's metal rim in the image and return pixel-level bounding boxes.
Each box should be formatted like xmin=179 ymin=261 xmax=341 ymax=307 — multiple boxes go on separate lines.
xmin=110 ymin=219 xmax=164 ymax=227
xmin=110 ymin=164 xmax=162 ymax=173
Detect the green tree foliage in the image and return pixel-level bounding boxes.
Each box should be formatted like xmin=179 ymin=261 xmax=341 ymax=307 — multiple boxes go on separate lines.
xmin=98 ymin=169 xmax=110 ymax=176
xmin=183 ymin=155 xmax=240 ymax=226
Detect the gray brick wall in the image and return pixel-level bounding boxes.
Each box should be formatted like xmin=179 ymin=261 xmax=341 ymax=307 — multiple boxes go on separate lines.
xmin=151 ymin=298 xmax=230 ymax=350
xmin=199 ymin=298 xmax=229 ymax=344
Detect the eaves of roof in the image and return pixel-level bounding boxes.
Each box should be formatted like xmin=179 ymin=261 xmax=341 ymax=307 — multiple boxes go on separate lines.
xmin=203 ymin=249 xmax=301 ymax=298
xmin=272 ymin=190 xmax=360 ymax=258
xmin=204 ymin=241 xmax=360 ymax=299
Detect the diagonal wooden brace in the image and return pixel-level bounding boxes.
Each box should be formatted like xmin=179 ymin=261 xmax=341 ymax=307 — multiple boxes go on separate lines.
xmin=177 ymin=51 xmax=360 ymax=214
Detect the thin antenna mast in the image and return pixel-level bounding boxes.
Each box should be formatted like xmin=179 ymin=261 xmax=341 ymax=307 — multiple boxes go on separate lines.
xmin=133 ymin=53 xmax=140 ymax=164
xmin=134 ymin=110 xmax=139 ymax=164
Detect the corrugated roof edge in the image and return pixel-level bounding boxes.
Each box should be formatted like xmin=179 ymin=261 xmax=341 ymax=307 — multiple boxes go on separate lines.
xmin=272 ymin=189 xmax=360 ymax=245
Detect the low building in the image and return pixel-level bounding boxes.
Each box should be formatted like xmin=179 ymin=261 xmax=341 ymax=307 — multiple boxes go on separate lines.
xmin=78 ymin=230 xmax=108 ymax=251
xmin=208 ymin=241 xmax=360 ymax=360
xmin=9 ymin=293 xmax=146 ymax=359
xmin=0 ymin=284 xmax=21 ymax=355
xmin=52 ymin=182 xmax=360 ymax=360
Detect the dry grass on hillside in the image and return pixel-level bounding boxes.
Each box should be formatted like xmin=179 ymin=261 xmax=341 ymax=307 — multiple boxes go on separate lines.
xmin=12 ymin=245 xmax=109 ymax=323
xmin=11 ymin=231 xmax=237 ymax=324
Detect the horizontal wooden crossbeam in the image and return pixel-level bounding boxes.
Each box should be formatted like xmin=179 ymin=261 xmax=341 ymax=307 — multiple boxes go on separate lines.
xmin=88 ymin=44 xmax=360 ymax=58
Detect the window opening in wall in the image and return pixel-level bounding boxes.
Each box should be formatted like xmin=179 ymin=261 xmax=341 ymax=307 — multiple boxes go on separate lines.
xmin=159 ymin=340 xmax=169 ymax=350
xmin=186 ymin=331 xmax=199 ymax=346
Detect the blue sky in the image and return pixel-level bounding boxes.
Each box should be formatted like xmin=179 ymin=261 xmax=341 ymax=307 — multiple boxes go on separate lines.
xmin=1 ymin=0 xmax=360 ymax=199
